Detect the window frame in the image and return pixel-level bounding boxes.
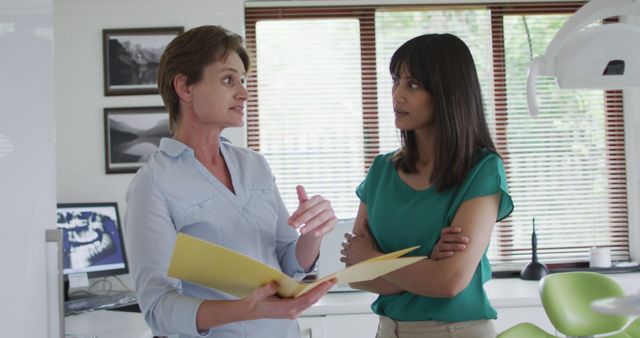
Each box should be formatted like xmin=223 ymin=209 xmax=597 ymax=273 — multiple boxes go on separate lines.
xmin=244 ymin=2 xmax=630 ymax=268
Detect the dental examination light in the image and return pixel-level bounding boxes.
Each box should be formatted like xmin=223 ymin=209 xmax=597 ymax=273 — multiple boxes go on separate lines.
xmin=527 ymin=0 xmax=640 ymax=117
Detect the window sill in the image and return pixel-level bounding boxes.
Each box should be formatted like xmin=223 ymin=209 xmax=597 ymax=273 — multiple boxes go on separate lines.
xmin=492 ymin=264 xmax=640 ymax=279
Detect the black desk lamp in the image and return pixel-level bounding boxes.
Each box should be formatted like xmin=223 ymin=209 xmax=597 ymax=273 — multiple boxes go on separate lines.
xmin=520 ymin=218 xmax=549 ymax=280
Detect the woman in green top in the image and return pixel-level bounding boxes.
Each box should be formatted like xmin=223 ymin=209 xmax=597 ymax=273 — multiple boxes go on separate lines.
xmin=341 ymin=33 xmax=514 ymax=338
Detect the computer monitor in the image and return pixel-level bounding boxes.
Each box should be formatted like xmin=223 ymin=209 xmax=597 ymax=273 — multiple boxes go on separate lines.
xmin=56 ymin=202 xmax=129 ymax=279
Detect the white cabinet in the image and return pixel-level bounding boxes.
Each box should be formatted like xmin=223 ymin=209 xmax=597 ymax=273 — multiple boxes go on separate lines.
xmin=298 ymin=291 xmax=555 ymax=338
xmin=494 ymin=305 xmax=556 ymax=334
xmin=298 ymin=316 xmax=325 ymax=338
xmin=325 ymin=314 xmax=378 ymax=338
xmin=65 ymin=310 xmax=153 ymax=338
xmin=300 ymin=309 xmax=553 ymax=338
xmin=299 ymin=313 xmax=378 ymax=338
xmin=299 ymin=274 xmax=640 ymax=338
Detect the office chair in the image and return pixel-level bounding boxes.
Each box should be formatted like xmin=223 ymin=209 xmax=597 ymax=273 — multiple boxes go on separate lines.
xmin=497 ymin=272 xmax=640 ymax=338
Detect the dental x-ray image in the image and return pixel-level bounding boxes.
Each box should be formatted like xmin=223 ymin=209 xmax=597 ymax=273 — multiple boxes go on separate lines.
xmin=56 ymin=203 xmax=127 ymax=276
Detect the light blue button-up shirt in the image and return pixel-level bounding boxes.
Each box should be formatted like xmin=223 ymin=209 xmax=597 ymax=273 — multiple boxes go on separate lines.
xmin=125 ymin=138 xmax=306 ymax=338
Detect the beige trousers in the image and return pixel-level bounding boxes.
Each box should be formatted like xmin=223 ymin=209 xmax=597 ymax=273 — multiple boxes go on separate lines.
xmin=375 ymin=316 xmax=497 ymax=338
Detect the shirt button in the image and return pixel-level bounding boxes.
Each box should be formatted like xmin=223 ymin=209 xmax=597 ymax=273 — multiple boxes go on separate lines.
xmin=241 ymin=207 xmax=249 ymax=213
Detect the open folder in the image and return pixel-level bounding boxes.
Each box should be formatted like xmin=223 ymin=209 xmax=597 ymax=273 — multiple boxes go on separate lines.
xmin=167 ymin=233 xmax=425 ymax=298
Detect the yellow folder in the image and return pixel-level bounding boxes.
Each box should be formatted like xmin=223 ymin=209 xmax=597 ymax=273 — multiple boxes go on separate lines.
xmin=167 ymin=233 xmax=425 ymax=298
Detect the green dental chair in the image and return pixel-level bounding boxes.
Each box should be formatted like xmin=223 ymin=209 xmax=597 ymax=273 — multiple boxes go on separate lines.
xmin=497 ymin=272 xmax=640 ymax=338
xmin=497 ymin=322 xmax=557 ymax=338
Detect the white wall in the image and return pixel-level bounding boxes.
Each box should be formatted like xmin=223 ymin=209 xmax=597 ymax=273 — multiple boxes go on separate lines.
xmin=624 ymin=13 xmax=640 ymax=261
xmin=54 ymin=0 xmax=246 ymax=289
xmin=0 ymin=0 xmax=57 ymax=336
xmin=54 ymin=0 xmax=246 ymax=210
xmin=626 ymin=89 xmax=640 ymax=261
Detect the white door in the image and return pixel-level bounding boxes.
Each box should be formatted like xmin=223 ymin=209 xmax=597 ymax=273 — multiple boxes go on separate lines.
xmin=0 ymin=0 xmax=57 ymax=336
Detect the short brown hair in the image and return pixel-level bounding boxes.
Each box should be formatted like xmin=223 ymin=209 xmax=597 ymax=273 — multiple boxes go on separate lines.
xmin=157 ymin=25 xmax=250 ymax=133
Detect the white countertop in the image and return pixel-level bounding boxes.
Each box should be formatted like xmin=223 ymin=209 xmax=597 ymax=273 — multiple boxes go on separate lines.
xmin=301 ymin=272 xmax=640 ymax=316
xmin=65 ymin=310 xmax=152 ymax=338
xmin=63 ymin=272 xmax=639 ymax=337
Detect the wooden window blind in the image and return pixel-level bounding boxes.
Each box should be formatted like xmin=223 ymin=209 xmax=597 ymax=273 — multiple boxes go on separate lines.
xmin=245 ymin=2 xmax=629 ymax=267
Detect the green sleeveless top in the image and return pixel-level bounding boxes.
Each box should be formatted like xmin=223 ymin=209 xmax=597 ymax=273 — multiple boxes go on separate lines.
xmin=356 ymin=149 xmax=513 ymax=322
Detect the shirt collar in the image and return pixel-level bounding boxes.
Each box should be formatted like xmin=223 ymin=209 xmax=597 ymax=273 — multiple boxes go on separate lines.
xmin=159 ymin=137 xmax=192 ymax=158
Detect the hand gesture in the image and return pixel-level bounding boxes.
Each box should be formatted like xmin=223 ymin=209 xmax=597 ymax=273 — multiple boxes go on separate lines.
xmin=288 ymin=185 xmax=337 ymax=238
xmin=430 ymin=226 xmax=469 ymax=260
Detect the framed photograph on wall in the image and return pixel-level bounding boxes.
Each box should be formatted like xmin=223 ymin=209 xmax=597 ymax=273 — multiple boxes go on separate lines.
xmin=103 ymin=27 xmax=183 ymax=96
xmin=104 ymin=107 xmax=171 ymax=174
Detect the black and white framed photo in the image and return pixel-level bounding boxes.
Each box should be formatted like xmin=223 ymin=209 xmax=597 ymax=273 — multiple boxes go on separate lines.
xmin=104 ymin=107 xmax=171 ymax=174
xmin=103 ymin=27 xmax=183 ymax=96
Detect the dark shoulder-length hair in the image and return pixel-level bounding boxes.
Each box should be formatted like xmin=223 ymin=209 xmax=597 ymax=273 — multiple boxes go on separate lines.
xmin=390 ymin=33 xmax=497 ymax=192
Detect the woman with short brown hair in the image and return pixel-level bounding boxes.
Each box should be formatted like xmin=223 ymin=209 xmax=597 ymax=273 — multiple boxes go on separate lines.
xmin=126 ymin=25 xmax=337 ymax=338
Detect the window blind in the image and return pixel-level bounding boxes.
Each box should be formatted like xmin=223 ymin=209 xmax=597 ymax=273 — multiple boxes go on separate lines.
xmin=245 ymin=3 xmax=629 ymax=267
xmin=245 ymin=8 xmax=376 ymax=218
xmin=489 ymin=4 xmax=628 ymax=267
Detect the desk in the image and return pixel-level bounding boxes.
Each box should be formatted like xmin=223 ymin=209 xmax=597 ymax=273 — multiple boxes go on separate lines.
xmin=591 ymin=294 xmax=640 ymax=316
xmin=65 ymin=310 xmax=152 ymax=338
